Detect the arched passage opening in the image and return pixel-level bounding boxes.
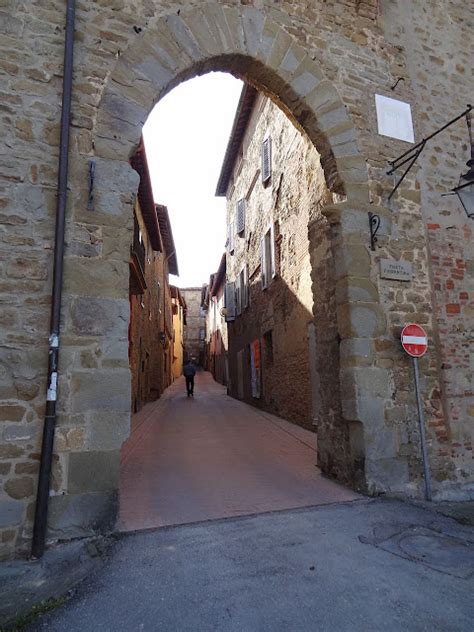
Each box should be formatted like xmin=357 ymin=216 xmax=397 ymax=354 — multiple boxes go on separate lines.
xmin=50 ymin=5 xmax=389 ymax=542
xmin=119 ymin=72 xmax=360 ymax=530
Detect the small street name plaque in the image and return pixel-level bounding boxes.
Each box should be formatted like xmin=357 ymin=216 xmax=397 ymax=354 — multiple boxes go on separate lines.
xmin=380 ymin=258 xmax=412 ymax=282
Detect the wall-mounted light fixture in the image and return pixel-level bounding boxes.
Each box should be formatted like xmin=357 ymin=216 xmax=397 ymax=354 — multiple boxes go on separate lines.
xmin=368 ymin=212 xmax=381 ymax=251
xmin=387 ymin=104 xmax=474 ymax=220
xmin=87 ymin=160 xmax=95 ymax=211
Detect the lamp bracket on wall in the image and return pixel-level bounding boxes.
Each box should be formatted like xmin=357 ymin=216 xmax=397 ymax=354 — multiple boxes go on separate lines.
xmin=87 ymin=160 xmax=95 ymax=211
xmin=368 ymin=212 xmax=381 ymax=251
xmin=387 ymin=104 xmax=473 ymax=200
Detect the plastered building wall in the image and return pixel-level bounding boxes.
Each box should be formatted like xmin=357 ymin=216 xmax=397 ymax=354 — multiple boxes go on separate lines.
xmin=171 ymin=290 xmax=185 ymax=380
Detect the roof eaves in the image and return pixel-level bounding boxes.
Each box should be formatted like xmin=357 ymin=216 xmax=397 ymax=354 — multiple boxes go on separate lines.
xmin=210 ymin=253 xmax=226 ymax=296
xmin=215 ymin=83 xmax=258 ymax=197
xmin=130 ymin=138 xmax=162 ymax=252
xmin=155 ymin=204 xmax=179 ymax=276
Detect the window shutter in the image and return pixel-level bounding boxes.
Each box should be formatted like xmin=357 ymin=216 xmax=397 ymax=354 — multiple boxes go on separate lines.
xmin=244 ymin=264 xmax=249 ymax=308
xmin=261 ymin=236 xmax=268 ymax=289
xmin=225 ymin=282 xmax=236 ymax=322
xmin=236 ymin=198 xmax=245 ymax=235
xmin=236 ymin=274 xmax=242 ymax=316
xmin=262 ymin=137 xmax=272 ymax=183
xmin=270 ymin=222 xmax=276 ymax=278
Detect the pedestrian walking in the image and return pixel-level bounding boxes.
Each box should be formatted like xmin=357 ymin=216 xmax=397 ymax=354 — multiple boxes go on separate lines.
xmin=183 ymin=360 xmax=196 ymax=397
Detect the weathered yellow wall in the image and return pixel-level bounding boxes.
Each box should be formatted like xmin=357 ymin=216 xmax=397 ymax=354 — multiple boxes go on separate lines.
xmin=172 ymin=296 xmax=184 ymax=380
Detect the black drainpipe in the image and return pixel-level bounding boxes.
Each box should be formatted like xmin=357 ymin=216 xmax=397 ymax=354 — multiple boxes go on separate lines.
xmin=31 ymin=0 xmax=76 ymax=559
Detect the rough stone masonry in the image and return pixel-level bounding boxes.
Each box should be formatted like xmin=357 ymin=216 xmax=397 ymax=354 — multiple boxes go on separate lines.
xmin=0 ymin=0 xmax=472 ymax=560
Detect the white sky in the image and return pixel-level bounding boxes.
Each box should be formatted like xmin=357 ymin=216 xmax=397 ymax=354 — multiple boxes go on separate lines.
xmin=143 ymin=72 xmax=243 ymax=288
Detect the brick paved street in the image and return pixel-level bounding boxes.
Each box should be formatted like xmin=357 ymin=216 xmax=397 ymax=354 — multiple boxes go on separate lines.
xmin=119 ymin=371 xmax=359 ymax=532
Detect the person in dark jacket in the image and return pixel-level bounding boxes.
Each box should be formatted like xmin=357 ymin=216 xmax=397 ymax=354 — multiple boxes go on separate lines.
xmin=183 ymin=360 xmax=196 ymax=397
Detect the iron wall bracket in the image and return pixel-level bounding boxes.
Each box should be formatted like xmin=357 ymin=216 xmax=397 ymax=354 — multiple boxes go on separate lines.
xmin=368 ymin=212 xmax=380 ymax=251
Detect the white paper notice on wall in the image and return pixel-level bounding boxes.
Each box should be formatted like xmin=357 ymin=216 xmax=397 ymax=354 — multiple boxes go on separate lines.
xmin=375 ymin=94 xmax=415 ymax=143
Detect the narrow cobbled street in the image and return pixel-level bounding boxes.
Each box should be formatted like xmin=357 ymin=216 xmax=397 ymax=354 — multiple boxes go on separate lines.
xmin=120 ymin=371 xmax=358 ymax=532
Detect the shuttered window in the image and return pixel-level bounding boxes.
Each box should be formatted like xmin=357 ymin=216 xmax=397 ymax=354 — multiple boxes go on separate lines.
xmin=261 ymin=222 xmax=276 ymax=289
xmin=236 ymin=198 xmax=245 ymax=235
xmin=261 ymin=234 xmax=268 ymax=289
xmin=270 ymin=222 xmax=276 ymax=279
xmin=227 ymin=222 xmax=234 ymax=254
xmin=243 ymin=264 xmax=249 ymax=309
xmin=224 ymin=282 xmax=236 ymax=322
xmin=236 ymin=266 xmax=249 ymax=316
xmin=235 ymin=275 xmax=242 ymax=316
xmin=261 ymin=137 xmax=272 ymax=184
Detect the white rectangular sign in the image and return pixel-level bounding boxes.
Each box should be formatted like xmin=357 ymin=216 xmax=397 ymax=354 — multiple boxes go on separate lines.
xmin=375 ymin=94 xmax=414 ymax=143
xmin=380 ymin=258 xmax=413 ymax=282
xmin=402 ymin=336 xmax=426 ymax=345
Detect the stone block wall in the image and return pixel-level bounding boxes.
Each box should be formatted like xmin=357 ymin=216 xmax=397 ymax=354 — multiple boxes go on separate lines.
xmin=225 ymin=92 xmax=330 ymax=431
xmin=129 ymin=200 xmax=171 ymax=413
xmin=379 ymin=0 xmax=473 ymax=497
xmin=0 ymin=0 xmax=472 ymax=558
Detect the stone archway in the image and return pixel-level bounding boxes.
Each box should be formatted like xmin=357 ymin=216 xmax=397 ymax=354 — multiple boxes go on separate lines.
xmin=53 ymin=4 xmax=392 ymax=540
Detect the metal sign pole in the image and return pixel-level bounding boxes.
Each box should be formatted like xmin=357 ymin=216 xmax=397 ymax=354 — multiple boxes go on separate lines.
xmin=412 ymin=357 xmax=432 ymax=501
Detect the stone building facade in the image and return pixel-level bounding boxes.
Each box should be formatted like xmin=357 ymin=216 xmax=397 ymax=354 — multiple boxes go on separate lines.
xmin=129 ymin=141 xmax=178 ymax=413
xmin=0 ymin=0 xmax=472 ymax=559
xmin=202 ymin=254 xmax=228 ymax=386
xmin=181 ymin=288 xmax=206 ymax=365
xmin=219 ymin=86 xmax=328 ymax=430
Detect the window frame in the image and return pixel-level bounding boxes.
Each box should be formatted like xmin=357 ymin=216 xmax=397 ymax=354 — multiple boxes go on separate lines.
xmin=227 ymin=221 xmax=235 ymax=255
xmin=261 ymin=137 xmax=272 ymax=184
xmin=261 ymin=221 xmax=276 ymax=289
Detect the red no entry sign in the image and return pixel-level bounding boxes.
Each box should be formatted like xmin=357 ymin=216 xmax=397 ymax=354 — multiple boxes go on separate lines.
xmin=401 ymin=323 xmax=428 ymax=357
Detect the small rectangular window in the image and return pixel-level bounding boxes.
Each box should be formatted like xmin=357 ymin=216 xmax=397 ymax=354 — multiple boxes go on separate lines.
xmin=261 ymin=137 xmax=272 ymax=184
xmin=228 ymin=222 xmax=235 ymax=254
xmin=235 ymin=275 xmax=242 ymax=316
xmin=261 ymin=223 xmax=275 ymax=289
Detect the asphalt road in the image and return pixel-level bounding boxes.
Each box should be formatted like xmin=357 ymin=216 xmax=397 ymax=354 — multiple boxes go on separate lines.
xmin=31 ymin=498 xmax=474 ymax=631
